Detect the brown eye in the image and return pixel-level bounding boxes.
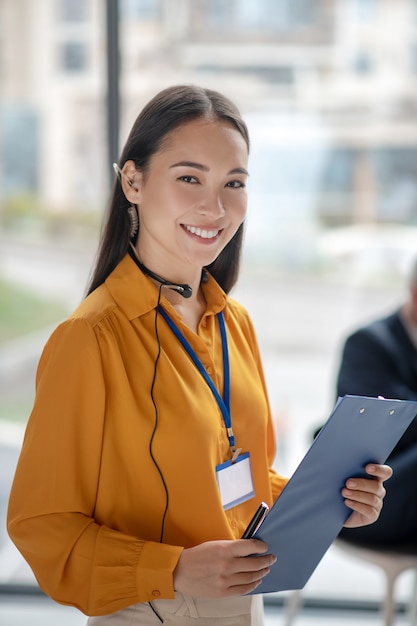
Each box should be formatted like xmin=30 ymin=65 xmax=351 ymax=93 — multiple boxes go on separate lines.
xmin=226 ymin=180 xmax=245 ymax=189
xmin=178 ymin=176 xmax=198 ymax=184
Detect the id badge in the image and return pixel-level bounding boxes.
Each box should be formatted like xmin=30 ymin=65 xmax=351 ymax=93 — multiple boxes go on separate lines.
xmin=215 ymin=452 xmax=255 ymax=510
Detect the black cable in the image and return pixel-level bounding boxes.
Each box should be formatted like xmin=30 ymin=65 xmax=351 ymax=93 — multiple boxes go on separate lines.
xmin=148 ymin=600 xmax=164 ymax=622
xmin=149 ymin=287 xmax=169 ymax=543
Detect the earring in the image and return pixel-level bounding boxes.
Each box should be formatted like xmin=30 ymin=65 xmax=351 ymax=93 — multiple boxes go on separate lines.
xmin=128 ymin=205 xmax=139 ymax=238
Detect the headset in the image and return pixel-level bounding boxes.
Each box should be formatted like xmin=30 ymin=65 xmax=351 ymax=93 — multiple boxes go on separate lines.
xmin=128 ymin=247 xmax=193 ymax=298
xmin=113 ymin=162 xmax=139 ymax=190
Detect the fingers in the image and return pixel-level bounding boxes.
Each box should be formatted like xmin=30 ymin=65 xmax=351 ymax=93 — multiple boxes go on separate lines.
xmin=364 ymin=463 xmax=393 ymax=482
xmin=342 ymin=463 xmax=392 ymax=528
xmin=342 ymin=485 xmax=383 ymax=515
xmin=234 ymin=538 xmax=269 ymax=557
xmin=173 ymin=540 xmax=276 ymax=598
xmin=226 ymin=567 xmax=272 ymax=596
xmin=234 ymin=540 xmax=276 ymax=573
xmin=221 ymin=546 xmax=276 ymax=596
xmin=343 ymin=477 xmax=385 ymax=500
xmin=342 ymin=463 xmax=392 ymax=502
xmin=342 ymin=476 xmax=385 ymax=511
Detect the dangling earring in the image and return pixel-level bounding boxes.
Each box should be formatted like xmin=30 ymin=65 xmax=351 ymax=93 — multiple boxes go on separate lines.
xmin=128 ymin=205 xmax=139 ymax=238
xmin=112 ymin=164 xmax=139 ymax=238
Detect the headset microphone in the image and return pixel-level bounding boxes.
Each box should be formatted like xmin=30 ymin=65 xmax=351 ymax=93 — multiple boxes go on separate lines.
xmin=128 ymin=247 xmax=193 ymax=298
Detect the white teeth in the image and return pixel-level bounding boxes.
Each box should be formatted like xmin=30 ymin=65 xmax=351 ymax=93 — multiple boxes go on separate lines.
xmin=184 ymin=225 xmax=219 ymax=239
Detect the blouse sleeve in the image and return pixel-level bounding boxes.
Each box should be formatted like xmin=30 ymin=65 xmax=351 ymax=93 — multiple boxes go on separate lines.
xmin=7 ymin=318 xmax=183 ymax=616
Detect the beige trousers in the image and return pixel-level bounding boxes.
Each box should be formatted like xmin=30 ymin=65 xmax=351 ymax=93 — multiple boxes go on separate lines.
xmin=86 ymin=593 xmax=264 ymax=625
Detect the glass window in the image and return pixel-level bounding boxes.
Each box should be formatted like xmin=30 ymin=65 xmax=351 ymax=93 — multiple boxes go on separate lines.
xmin=355 ymin=0 xmax=378 ymax=20
xmin=321 ymin=148 xmax=356 ymax=193
xmin=353 ymin=51 xmax=374 ymax=73
xmin=57 ymin=0 xmax=87 ymax=22
xmin=411 ymin=43 xmax=417 ymax=73
xmin=373 ymin=148 xmax=417 ymax=223
xmin=315 ymin=148 xmax=357 ymax=224
xmin=204 ymin=0 xmax=317 ymax=34
xmin=121 ymin=0 xmax=161 ymax=19
xmin=0 ymin=106 xmax=39 ymax=196
xmin=60 ymin=41 xmax=88 ymax=72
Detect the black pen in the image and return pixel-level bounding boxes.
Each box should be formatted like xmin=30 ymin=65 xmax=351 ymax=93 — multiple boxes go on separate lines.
xmin=242 ymin=502 xmax=269 ymax=539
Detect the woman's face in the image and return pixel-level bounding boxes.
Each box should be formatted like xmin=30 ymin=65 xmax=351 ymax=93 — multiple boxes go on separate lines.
xmin=125 ymin=117 xmax=249 ymax=278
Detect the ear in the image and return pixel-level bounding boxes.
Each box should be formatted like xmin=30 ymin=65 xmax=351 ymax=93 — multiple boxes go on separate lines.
xmin=121 ymin=160 xmax=143 ymax=203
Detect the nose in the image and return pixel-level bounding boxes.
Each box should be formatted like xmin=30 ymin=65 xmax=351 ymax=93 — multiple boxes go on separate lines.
xmin=198 ymin=188 xmax=226 ymax=219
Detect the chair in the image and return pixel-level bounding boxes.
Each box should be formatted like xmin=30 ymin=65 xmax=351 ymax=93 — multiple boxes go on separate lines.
xmin=284 ymin=538 xmax=417 ymax=626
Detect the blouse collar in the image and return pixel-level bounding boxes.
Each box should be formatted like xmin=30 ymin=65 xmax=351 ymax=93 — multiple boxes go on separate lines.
xmin=105 ymin=253 xmax=228 ymax=322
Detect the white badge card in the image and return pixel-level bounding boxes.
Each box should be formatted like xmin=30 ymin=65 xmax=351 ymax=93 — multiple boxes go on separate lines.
xmin=216 ymin=452 xmax=255 ymax=510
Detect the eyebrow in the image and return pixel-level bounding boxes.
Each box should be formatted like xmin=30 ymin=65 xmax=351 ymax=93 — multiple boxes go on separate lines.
xmin=170 ymin=161 xmax=249 ymax=176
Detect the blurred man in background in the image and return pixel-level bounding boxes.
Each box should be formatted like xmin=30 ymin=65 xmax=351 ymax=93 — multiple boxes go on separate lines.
xmin=337 ymin=258 xmax=417 ymax=547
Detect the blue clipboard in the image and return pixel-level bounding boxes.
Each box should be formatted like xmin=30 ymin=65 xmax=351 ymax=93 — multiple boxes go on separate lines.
xmin=250 ymin=395 xmax=417 ymax=594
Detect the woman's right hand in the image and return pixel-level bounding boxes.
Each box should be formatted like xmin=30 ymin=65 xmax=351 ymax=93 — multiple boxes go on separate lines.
xmin=173 ymin=539 xmax=276 ymax=598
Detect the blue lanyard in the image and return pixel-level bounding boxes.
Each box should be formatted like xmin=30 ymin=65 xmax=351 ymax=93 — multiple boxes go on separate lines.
xmin=157 ymin=306 xmax=235 ymax=451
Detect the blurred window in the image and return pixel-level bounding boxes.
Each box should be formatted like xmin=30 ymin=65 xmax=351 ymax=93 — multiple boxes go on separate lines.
xmin=355 ymin=0 xmax=378 ymax=19
xmin=55 ymin=0 xmax=90 ymax=74
xmin=411 ymin=43 xmax=417 ymax=72
xmin=0 ymin=106 xmax=39 ymax=197
xmin=353 ymin=51 xmax=375 ymax=73
xmin=316 ymin=147 xmax=417 ymax=225
xmin=249 ymin=144 xmax=417 ymax=226
xmin=316 ymin=148 xmax=357 ymax=225
xmin=121 ymin=0 xmax=161 ymax=19
xmin=195 ymin=0 xmax=319 ymax=37
xmin=60 ymin=41 xmax=88 ymax=72
xmin=321 ymin=148 xmax=355 ymax=194
xmin=373 ymin=148 xmax=417 ymax=223
xmin=57 ymin=0 xmax=88 ymax=22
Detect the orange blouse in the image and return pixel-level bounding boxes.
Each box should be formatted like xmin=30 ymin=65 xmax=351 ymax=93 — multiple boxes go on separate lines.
xmin=7 ymin=253 xmax=287 ymax=616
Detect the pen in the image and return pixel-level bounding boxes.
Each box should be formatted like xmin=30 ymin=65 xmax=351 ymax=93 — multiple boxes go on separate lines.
xmin=241 ymin=501 xmax=269 ymax=539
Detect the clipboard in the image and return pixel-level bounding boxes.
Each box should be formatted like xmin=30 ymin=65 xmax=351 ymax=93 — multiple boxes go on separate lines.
xmin=250 ymin=395 xmax=417 ymax=594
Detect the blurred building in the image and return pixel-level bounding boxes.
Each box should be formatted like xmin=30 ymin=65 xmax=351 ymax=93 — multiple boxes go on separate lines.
xmin=1 ymin=0 xmax=417 ymax=238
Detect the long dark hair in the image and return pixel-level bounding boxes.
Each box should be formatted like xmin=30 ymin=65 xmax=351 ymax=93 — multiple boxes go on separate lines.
xmin=86 ymin=85 xmax=250 ymax=296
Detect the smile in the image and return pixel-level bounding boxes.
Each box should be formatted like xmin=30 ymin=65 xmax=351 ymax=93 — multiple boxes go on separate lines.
xmin=183 ymin=225 xmax=221 ymax=240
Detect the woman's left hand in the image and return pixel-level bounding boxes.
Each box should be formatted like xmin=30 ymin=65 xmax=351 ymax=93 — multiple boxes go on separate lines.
xmin=342 ymin=463 xmax=393 ymax=528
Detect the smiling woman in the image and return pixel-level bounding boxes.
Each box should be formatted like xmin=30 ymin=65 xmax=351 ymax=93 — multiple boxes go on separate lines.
xmin=121 ymin=118 xmax=249 ymax=294
xmin=6 ymin=85 xmax=392 ymax=626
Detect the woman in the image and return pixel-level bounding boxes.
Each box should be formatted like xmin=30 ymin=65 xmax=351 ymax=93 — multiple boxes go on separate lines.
xmin=7 ymin=85 xmax=391 ymax=625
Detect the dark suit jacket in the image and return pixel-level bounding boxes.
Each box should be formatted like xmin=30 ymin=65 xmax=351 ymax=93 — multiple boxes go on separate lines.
xmin=336 ymin=310 xmax=417 ymax=457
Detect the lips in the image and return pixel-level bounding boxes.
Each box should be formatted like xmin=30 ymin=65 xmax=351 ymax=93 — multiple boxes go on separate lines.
xmin=183 ymin=224 xmax=221 ymax=239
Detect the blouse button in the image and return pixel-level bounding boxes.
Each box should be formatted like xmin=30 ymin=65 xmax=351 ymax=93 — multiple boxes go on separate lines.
xmin=152 ymin=589 xmax=161 ymax=597
xmin=231 ymin=520 xmax=237 ymax=529
xmin=206 ymin=366 xmax=213 ymax=375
